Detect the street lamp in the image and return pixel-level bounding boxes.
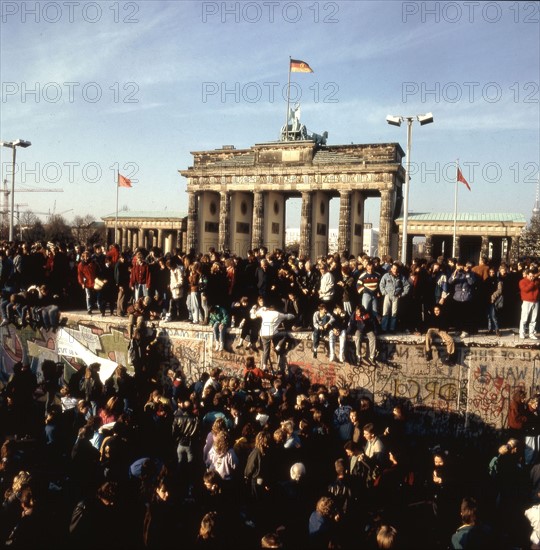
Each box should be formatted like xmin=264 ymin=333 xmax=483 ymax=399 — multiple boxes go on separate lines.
xmin=386 ymin=113 xmax=433 ymax=264
xmin=1 ymin=139 xmax=32 ymax=241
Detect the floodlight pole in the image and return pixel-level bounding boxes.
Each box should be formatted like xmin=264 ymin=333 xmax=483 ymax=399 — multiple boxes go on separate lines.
xmin=1 ymin=139 xmax=32 ymax=242
xmin=401 ymin=117 xmax=413 ymax=265
xmin=9 ymin=144 xmax=17 ymax=242
xmin=386 ymin=114 xmax=433 ymax=264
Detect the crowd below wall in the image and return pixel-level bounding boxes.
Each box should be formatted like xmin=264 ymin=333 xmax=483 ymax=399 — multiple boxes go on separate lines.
xmin=0 ymin=240 xmax=538 ymax=341
xmin=0 ymin=239 xmax=540 ymax=548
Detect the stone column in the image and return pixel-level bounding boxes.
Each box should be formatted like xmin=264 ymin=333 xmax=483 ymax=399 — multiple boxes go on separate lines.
xmin=132 ymin=229 xmax=138 ymax=250
xmin=186 ymin=191 xmax=198 ymax=253
xmin=509 ymin=236 xmax=520 ymax=263
xmin=407 ymin=235 xmax=414 ymax=264
xmin=299 ymin=191 xmax=313 ymax=259
xmin=218 ymin=191 xmax=231 ymax=252
xmin=424 ymin=234 xmax=433 ymax=260
xmin=378 ymin=189 xmax=393 ymax=259
xmin=121 ymin=227 xmax=128 ymax=251
xmin=157 ymin=229 xmax=163 ymax=252
xmin=454 ymin=235 xmax=461 ymax=260
xmin=480 ymin=235 xmax=490 ymax=260
xmin=251 ymin=192 xmax=264 ymax=250
xmin=338 ymin=191 xmax=351 ymax=255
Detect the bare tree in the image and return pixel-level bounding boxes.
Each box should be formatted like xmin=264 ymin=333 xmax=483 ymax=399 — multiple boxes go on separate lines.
xmin=71 ymin=214 xmax=96 ymax=245
xmin=19 ymin=210 xmax=45 ymax=242
xmin=45 ymin=214 xmax=72 ymax=243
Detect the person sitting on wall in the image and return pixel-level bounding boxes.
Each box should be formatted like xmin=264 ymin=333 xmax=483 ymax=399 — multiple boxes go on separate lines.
xmin=1 ymin=290 xmax=28 ymax=328
xmin=312 ymin=302 xmax=336 ymax=360
xmin=35 ymin=284 xmax=63 ymax=332
xmin=208 ymin=304 xmax=231 ymax=352
xmin=425 ymin=304 xmax=457 ymax=366
xmin=231 ymin=296 xmax=259 ymax=351
xmin=347 ymin=303 xmax=377 ymax=366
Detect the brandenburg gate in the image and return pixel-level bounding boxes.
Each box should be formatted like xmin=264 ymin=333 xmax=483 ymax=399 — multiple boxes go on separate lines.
xmin=180 ymin=139 xmax=405 ymax=259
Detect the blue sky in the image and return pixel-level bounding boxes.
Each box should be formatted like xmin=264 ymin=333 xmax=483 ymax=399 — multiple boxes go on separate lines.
xmin=1 ymin=0 xmax=539 ymax=228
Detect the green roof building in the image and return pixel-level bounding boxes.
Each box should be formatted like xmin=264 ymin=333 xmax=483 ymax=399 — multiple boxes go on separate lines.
xmin=394 ymin=212 xmax=526 ymax=263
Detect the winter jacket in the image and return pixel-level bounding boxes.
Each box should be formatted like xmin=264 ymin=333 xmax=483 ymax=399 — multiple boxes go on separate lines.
xmin=379 ymin=273 xmax=411 ymax=299
xmin=449 ymin=270 xmax=476 ymax=302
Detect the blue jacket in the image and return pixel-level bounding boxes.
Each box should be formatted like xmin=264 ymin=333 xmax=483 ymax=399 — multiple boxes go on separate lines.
xmin=379 ymin=272 xmax=411 ymax=299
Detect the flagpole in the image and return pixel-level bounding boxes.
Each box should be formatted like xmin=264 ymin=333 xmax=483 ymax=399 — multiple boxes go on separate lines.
xmin=285 ymin=56 xmax=291 ymax=141
xmin=452 ymin=159 xmax=459 ymax=258
xmin=115 ymin=170 xmax=119 ymax=244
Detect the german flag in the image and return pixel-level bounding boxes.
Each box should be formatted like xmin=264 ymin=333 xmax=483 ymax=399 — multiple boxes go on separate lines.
xmin=290 ymin=59 xmax=313 ymax=73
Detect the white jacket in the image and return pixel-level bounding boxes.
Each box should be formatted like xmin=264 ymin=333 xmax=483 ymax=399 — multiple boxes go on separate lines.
xmin=251 ymin=307 xmax=294 ymax=337
xmin=169 ymin=266 xmax=184 ymax=299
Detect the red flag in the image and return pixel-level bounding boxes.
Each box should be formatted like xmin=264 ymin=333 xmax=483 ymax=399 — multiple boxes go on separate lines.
xmin=290 ymin=59 xmax=314 ymax=73
xmin=457 ymin=167 xmax=471 ymax=191
xmin=118 ymin=173 xmax=132 ymax=188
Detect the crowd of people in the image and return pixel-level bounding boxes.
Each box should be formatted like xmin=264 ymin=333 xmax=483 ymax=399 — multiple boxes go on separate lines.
xmin=0 ymin=239 xmax=539 ymax=548
xmin=0 ymin=241 xmax=539 ymax=360
xmin=2 ymin=351 xmax=540 ymax=548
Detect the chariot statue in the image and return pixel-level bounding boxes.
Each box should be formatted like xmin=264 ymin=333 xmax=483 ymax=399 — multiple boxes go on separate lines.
xmin=280 ymin=102 xmax=307 ymax=141
xmin=279 ymin=102 xmax=328 ymax=145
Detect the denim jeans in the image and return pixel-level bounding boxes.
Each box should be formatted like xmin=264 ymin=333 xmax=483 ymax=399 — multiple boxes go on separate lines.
xmin=381 ymin=295 xmax=399 ymax=332
xmin=487 ymin=303 xmax=499 ymax=332
xmin=312 ymin=328 xmax=336 ymax=352
xmin=133 ymin=283 xmax=148 ymax=302
xmin=85 ymin=288 xmax=97 ymax=312
xmin=177 ymin=442 xmax=195 ymax=465
xmin=40 ymin=305 xmax=60 ymax=330
xmin=188 ymin=291 xmax=201 ymax=323
xmin=362 ymin=292 xmax=378 ymax=318
xmin=213 ymin=322 xmax=226 ymax=344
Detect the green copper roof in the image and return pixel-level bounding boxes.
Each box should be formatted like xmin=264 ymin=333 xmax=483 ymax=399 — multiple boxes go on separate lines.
xmin=102 ymin=211 xmax=186 ymax=220
xmin=397 ymin=212 xmax=526 ymax=223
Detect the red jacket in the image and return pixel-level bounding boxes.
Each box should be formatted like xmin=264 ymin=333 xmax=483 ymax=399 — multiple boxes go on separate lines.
xmin=519 ymin=277 xmax=540 ymax=303
xmin=106 ymin=246 xmax=120 ymax=265
xmin=77 ymin=260 xmax=99 ymax=289
xmin=130 ymin=261 xmax=150 ymax=287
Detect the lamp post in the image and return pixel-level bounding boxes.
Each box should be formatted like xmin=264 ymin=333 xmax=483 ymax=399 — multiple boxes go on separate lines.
xmin=386 ymin=113 xmax=433 ymax=264
xmin=1 ymin=139 xmax=32 ymax=242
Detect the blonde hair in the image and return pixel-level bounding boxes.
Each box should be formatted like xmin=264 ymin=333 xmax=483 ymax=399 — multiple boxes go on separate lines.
xmin=376 ymin=525 xmax=398 ymax=549
xmin=255 ymin=431 xmax=272 ymax=454
xmin=12 ymin=471 xmax=32 ymax=493
xmin=211 ymin=417 xmax=227 ymax=435
xmin=315 ymin=496 xmax=335 ymax=518
xmin=199 ymin=511 xmax=218 ymax=540
xmin=212 ymin=431 xmax=230 ymax=456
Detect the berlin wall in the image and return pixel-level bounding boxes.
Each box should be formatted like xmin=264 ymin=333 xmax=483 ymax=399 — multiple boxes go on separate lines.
xmin=1 ymin=314 xmax=539 ymax=439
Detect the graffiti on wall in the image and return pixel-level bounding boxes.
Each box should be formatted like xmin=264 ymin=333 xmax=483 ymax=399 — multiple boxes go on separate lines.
xmin=2 ymin=317 xmax=539 ymax=434
xmin=0 ymin=322 xmax=129 ymax=383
